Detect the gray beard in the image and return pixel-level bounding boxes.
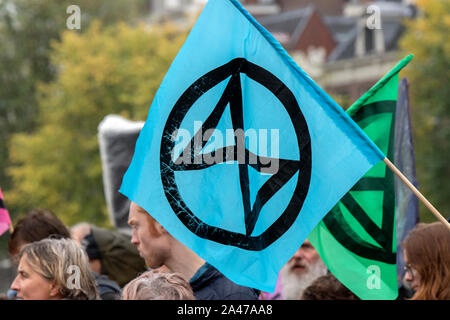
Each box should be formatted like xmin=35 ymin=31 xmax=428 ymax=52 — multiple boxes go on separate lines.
xmin=280 ymin=259 xmax=328 ymax=300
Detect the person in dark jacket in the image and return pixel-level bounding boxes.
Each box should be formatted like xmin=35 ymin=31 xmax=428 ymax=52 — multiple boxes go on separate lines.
xmin=71 ymin=223 xmax=147 ymax=288
xmin=93 ymin=272 xmax=121 ymax=300
xmin=190 ymin=262 xmax=259 ymax=300
xmin=128 ymin=202 xmax=258 ymax=300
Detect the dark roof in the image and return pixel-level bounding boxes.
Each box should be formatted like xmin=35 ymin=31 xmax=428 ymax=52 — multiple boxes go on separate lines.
xmin=323 ymin=16 xmax=357 ymax=43
xmin=382 ymin=19 xmax=405 ymax=51
xmin=256 ymin=1 xmax=411 ymax=61
xmin=325 ymin=16 xmax=406 ymax=61
xmin=257 ymin=7 xmax=314 ymax=50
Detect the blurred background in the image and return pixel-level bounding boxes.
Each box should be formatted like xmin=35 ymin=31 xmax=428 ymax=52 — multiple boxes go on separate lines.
xmin=0 ymin=0 xmax=448 ymax=292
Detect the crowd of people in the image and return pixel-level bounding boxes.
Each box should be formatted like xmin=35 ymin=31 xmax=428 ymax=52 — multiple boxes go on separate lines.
xmin=1 ymin=203 xmax=449 ymax=300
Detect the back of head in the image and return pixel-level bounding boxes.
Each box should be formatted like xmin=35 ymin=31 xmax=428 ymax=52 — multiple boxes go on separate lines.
xmin=8 ymin=209 xmax=71 ymax=258
xmin=19 ymin=238 xmax=99 ymax=300
xmin=402 ymin=222 xmax=450 ymax=300
xmin=88 ymin=226 xmax=147 ymax=287
xmin=301 ymin=273 xmax=359 ymax=300
xmin=122 ymin=270 xmax=195 ymax=300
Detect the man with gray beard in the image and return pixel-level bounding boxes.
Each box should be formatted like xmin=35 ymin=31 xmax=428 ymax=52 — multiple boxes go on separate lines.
xmin=261 ymin=239 xmax=328 ymax=300
xmin=260 ymin=240 xmax=328 ymax=300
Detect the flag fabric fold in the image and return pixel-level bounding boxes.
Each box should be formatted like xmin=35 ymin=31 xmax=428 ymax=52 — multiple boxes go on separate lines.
xmin=309 ymin=55 xmax=413 ymax=300
xmin=120 ymin=0 xmax=385 ymax=292
xmin=0 ymin=188 xmax=12 ymax=236
xmin=394 ymin=77 xmax=419 ymax=283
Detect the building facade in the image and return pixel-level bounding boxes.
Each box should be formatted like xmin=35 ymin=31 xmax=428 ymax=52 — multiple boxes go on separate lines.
xmin=146 ymin=0 xmax=417 ymax=105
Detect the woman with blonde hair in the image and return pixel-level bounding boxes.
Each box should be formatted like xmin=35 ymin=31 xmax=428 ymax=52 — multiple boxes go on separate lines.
xmin=11 ymin=238 xmax=99 ymax=300
xmin=122 ymin=270 xmax=195 ymax=300
xmin=402 ymin=222 xmax=450 ymax=300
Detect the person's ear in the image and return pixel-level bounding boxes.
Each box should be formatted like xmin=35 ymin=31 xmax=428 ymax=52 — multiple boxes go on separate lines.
xmin=49 ymin=282 xmax=62 ymax=299
xmin=154 ymin=220 xmax=168 ymax=235
xmin=146 ymin=215 xmax=167 ymax=237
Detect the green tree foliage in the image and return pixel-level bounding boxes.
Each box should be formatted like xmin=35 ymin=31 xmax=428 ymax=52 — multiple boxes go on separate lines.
xmin=399 ymin=0 xmax=450 ymax=221
xmin=0 ymin=0 xmax=147 ymax=191
xmin=6 ymin=22 xmax=186 ymax=226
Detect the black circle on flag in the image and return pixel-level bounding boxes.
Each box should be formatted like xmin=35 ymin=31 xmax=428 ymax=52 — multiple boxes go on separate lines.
xmin=160 ymin=58 xmax=312 ymax=251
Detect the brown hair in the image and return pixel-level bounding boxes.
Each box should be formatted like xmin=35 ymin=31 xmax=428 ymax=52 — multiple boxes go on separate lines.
xmin=402 ymin=222 xmax=450 ymax=300
xmin=122 ymin=270 xmax=195 ymax=300
xmin=301 ymin=273 xmax=359 ymax=300
xmin=8 ymin=209 xmax=71 ymax=258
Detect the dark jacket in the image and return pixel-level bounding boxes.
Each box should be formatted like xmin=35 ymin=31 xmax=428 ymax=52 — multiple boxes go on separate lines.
xmin=93 ymin=272 xmax=122 ymax=300
xmin=190 ymin=263 xmax=259 ymax=300
xmin=87 ymin=226 xmax=147 ymax=287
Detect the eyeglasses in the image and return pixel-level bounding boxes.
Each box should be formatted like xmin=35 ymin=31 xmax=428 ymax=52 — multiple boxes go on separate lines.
xmin=403 ymin=264 xmax=417 ymax=280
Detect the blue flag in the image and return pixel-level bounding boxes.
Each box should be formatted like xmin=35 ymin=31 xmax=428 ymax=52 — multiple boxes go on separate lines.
xmin=394 ymin=78 xmax=419 ymax=284
xmin=120 ymin=0 xmax=384 ymax=292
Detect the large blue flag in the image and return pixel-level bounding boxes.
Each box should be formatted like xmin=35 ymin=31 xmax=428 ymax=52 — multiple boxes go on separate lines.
xmin=120 ymin=0 xmax=384 ymax=292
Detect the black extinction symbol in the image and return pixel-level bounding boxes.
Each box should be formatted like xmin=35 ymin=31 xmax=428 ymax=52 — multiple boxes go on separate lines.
xmin=323 ymin=101 xmax=397 ymax=264
xmin=160 ymin=58 xmax=312 ymax=251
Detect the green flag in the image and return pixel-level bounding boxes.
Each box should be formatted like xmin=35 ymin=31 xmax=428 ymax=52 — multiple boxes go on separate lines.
xmin=308 ymin=55 xmax=413 ymax=300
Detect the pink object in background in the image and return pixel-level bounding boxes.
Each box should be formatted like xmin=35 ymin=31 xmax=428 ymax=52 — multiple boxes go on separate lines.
xmin=259 ymin=273 xmax=283 ymax=300
xmin=0 ymin=188 xmax=12 ymax=236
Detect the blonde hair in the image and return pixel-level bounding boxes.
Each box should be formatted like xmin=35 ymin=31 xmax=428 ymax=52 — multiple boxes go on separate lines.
xmin=18 ymin=238 xmax=99 ymax=300
xmin=122 ymin=270 xmax=195 ymax=300
xmin=402 ymin=222 xmax=450 ymax=300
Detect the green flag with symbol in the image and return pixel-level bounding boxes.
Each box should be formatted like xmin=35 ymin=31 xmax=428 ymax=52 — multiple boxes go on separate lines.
xmin=308 ymin=55 xmax=413 ymax=300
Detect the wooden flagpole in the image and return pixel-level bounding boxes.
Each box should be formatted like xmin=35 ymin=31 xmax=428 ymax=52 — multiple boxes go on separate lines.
xmin=384 ymin=158 xmax=450 ymax=231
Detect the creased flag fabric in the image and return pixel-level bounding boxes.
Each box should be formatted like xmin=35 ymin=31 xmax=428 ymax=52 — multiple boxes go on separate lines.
xmin=0 ymin=188 xmax=12 ymax=236
xmin=120 ymin=0 xmax=384 ymax=292
xmin=309 ymin=55 xmax=413 ymax=300
xmin=394 ymin=77 xmax=419 ymax=282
